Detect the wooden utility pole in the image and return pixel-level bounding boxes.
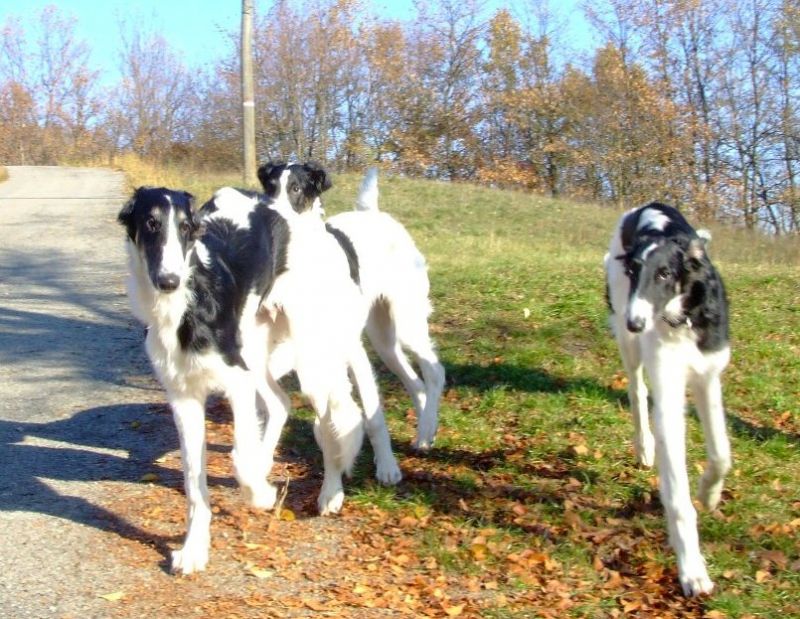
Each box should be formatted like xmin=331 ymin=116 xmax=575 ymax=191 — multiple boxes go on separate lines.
xmin=241 ymin=0 xmax=257 ymax=186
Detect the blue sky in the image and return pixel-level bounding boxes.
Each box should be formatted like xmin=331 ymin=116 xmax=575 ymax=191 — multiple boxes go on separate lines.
xmin=0 ymin=0 xmax=596 ymax=84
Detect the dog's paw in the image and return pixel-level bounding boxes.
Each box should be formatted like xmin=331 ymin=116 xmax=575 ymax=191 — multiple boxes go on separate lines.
xmin=318 ymin=487 xmax=344 ymax=516
xmin=241 ymin=481 xmax=278 ymax=510
xmin=171 ymin=543 xmax=209 ymax=575
xmin=634 ymin=435 xmax=655 ymax=468
xmin=412 ymin=437 xmax=433 ymax=452
xmin=414 ymin=415 xmax=437 ymax=452
xmin=698 ymin=477 xmax=723 ymax=511
xmin=678 ymin=554 xmax=714 ymax=597
xmin=679 ymin=568 xmax=714 ymax=597
xmin=375 ymin=455 xmax=402 ymax=486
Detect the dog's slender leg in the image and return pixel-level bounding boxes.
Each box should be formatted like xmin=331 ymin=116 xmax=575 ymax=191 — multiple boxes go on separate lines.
xmin=691 ymin=363 xmax=731 ymax=511
xmin=366 ymin=305 xmax=444 ymax=450
xmin=649 ymin=345 xmax=713 ymax=597
xmin=304 ymin=379 xmax=364 ymax=515
xmin=227 ymin=369 xmax=277 ymax=510
xmin=255 ymin=372 xmax=290 ymax=499
xmin=616 ymin=326 xmax=654 ymax=467
xmin=348 ymin=344 xmax=401 ymax=485
xmin=408 ymin=344 xmax=445 ymax=451
xmin=170 ymin=395 xmax=211 ymax=575
xmin=366 ymin=305 xmax=426 ymax=408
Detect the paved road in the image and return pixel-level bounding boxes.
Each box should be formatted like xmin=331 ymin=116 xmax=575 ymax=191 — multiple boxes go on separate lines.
xmin=0 ymin=166 xmax=175 ymax=617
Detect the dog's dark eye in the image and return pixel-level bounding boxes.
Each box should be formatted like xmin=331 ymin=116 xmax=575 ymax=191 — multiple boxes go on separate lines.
xmin=656 ymin=267 xmax=670 ymax=281
xmin=179 ymin=221 xmax=191 ymax=235
xmin=146 ymin=217 xmax=160 ymax=233
xmin=290 ymin=183 xmax=300 ymax=193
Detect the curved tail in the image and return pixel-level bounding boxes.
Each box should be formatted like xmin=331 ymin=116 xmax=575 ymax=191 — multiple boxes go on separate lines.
xmin=356 ymin=167 xmax=379 ymax=212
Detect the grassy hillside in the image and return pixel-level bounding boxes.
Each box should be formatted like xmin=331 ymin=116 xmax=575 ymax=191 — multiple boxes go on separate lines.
xmin=121 ymin=165 xmax=800 ymax=617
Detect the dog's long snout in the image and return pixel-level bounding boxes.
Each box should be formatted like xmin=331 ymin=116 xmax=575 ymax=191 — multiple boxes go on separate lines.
xmin=157 ymin=272 xmax=181 ymax=291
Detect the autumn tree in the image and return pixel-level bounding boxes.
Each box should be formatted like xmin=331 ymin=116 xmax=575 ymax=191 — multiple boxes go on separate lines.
xmin=111 ymin=18 xmax=200 ymax=160
xmin=395 ymin=0 xmax=485 ymax=179
xmin=0 ymin=7 xmax=102 ymax=164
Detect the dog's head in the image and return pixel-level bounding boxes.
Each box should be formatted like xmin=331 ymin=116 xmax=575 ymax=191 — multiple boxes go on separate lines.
xmin=621 ymin=233 xmax=710 ymax=333
xmin=118 ymin=187 xmax=202 ymax=292
xmin=256 ymin=161 xmax=331 ymax=216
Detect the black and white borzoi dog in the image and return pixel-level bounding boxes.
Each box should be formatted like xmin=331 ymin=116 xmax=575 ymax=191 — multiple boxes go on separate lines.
xmin=257 ymin=162 xmax=446 ymax=450
xmin=202 ymin=166 xmax=403 ymax=487
xmin=605 ymin=202 xmax=731 ymax=596
xmin=119 ymin=185 xmax=377 ymax=574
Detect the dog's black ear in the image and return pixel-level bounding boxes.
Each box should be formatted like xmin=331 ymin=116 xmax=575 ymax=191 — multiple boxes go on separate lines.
xmin=685 ymin=237 xmax=707 ymax=271
xmin=118 ymin=196 xmax=135 ymax=227
xmin=257 ymin=161 xmax=284 ymax=192
xmin=306 ymin=161 xmax=332 ymax=194
xmin=180 ymin=191 xmax=206 ymax=240
xmin=118 ymin=186 xmax=150 ymax=240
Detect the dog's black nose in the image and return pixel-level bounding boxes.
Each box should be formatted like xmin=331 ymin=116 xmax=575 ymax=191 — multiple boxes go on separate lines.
xmin=626 ymin=316 xmax=645 ymax=333
xmin=157 ymin=273 xmax=180 ymax=291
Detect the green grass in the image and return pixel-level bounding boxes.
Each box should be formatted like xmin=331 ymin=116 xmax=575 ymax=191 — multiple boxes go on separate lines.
xmin=124 ymin=165 xmax=800 ymax=616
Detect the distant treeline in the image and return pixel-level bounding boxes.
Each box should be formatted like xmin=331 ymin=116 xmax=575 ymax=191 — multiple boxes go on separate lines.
xmin=2 ymin=0 xmax=800 ymax=232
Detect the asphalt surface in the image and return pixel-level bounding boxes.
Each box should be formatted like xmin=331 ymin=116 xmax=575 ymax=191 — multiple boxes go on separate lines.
xmin=0 ymin=166 xmax=174 ymax=618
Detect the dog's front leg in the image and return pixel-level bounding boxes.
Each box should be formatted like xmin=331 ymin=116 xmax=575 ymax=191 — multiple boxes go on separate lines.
xmin=649 ymin=346 xmax=713 ymax=596
xmin=169 ymin=395 xmax=211 ymax=575
xmin=616 ymin=327 xmax=654 ymax=467
xmin=691 ymin=364 xmax=732 ymax=511
xmin=254 ymin=371 xmax=291 ymax=506
xmin=228 ymin=369 xmax=278 ymax=509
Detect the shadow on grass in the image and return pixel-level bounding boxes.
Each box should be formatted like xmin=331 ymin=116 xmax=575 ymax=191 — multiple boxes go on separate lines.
xmin=442 ymin=360 xmax=624 ymax=404
xmin=727 ymin=413 xmax=800 ymax=446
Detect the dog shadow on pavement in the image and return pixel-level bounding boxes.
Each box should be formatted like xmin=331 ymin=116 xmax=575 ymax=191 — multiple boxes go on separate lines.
xmin=0 ymin=403 xmax=200 ymax=563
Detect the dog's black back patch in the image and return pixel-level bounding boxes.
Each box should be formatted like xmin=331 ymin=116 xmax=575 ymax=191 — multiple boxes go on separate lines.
xmin=178 ymin=203 xmax=290 ymax=368
xmin=325 ymin=224 xmax=360 ymax=286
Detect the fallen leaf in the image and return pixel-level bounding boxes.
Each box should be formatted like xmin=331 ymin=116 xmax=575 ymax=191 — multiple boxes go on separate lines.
xmin=571 ymin=444 xmax=589 ymax=457
xmin=139 ymin=472 xmax=158 ymax=483
xmin=759 ymin=550 xmax=788 ymax=569
xmin=755 ymin=569 xmax=771 ymax=583
xmin=399 ymin=516 xmax=418 ymax=528
xmin=98 ymin=591 xmax=125 ymax=602
xmin=279 ymin=508 xmax=296 ymax=522
xmin=611 ymin=373 xmax=628 ymax=390
xmin=470 ymin=543 xmax=488 ymax=561
xmin=303 ymin=599 xmax=330 ymax=611
xmin=444 ymin=603 xmax=465 ymax=616
xmin=247 ymin=566 xmax=274 ymax=579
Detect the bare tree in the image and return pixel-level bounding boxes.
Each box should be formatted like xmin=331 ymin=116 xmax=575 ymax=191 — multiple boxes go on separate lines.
xmin=0 ymin=7 xmax=101 ymax=164
xmin=112 ymin=18 xmax=199 ymax=159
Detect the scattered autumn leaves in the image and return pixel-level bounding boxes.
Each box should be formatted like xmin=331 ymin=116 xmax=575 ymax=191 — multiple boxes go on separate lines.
xmin=92 ymin=396 xmax=799 ymax=619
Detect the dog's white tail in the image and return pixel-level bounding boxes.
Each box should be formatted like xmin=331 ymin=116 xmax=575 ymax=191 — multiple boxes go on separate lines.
xmin=356 ymin=167 xmax=379 ymax=212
